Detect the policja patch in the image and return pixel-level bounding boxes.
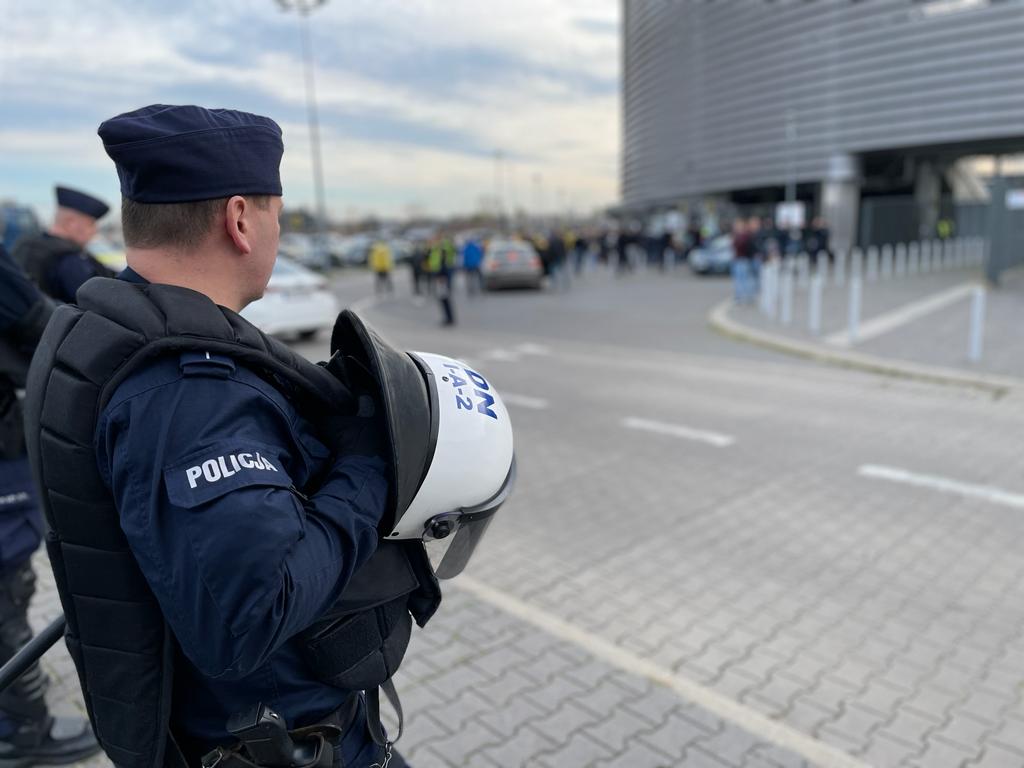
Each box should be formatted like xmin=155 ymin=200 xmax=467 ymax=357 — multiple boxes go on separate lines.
xmin=164 ymin=442 xmax=291 ymax=508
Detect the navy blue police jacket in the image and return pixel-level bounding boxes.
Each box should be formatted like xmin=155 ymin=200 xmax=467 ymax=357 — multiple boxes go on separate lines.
xmin=0 ymin=245 xmax=46 ymax=574
xmin=38 ymin=234 xmax=109 ymax=304
xmin=93 ymin=269 xmax=387 ymax=760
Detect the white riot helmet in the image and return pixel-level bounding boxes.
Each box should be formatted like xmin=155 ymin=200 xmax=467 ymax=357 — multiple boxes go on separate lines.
xmin=330 ymin=312 xmax=515 ymax=578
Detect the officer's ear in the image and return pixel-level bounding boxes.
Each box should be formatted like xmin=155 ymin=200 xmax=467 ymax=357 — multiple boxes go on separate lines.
xmin=224 ymin=195 xmax=252 ymax=256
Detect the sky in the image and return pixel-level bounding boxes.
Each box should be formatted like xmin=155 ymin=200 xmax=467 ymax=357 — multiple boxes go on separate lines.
xmin=0 ymin=0 xmax=620 ymax=223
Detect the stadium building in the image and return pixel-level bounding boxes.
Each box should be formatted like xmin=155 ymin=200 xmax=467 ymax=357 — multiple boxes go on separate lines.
xmin=621 ymin=0 xmax=1024 ymax=250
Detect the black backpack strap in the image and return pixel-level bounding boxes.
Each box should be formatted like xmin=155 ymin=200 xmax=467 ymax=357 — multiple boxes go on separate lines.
xmin=365 ymin=678 xmax=403 ymax=749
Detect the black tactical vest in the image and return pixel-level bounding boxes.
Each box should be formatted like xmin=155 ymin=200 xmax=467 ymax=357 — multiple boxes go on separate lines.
xmin=23 ymin=278 xmax=439 ymax=768
xmin=12 ymin=234 xmax=82 ymax=292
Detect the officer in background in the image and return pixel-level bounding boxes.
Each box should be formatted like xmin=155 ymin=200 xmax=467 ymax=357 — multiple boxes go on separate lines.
xmin=25 ymin=106 xmax=413 ymax=767
xmin=11 ymin=186 xmax=112 ymax=303
xmin=0 ymin=245 xmax=100 ymax=764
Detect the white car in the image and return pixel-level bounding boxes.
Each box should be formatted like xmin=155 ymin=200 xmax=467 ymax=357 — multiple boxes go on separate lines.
xmin=688 ymin=235 xmax=736 ymax=275
xmin=242 ymin=255 xmax=338 ymax=340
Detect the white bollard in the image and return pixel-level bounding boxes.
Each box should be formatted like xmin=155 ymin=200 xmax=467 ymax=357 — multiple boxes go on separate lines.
xmin=816 ymin=251 xmax=830 ymax=284
xmin=955 ymin=238 xmax=966 ymax=268
xmin=759 ymin=262 xmax=771 ymax=314
xmin=848 ymin=274 xmax=862 ymax=345
xmin=881 ymin=244 xmax=894 ymax=279
xmin=895 ymin=243 xmax=907 ymax=277
xmin=780 ymin=261 xmax=794 ymax=325
xmin=942 ymin=239 xmax=953 ymax=269
xmin=797 ymin=252 xmax=810 ymax=290
xmin=834 ymin=249 xmax=847 ymax=287
xmin=968 ymin=285 xmax=986 ymax=362
xmin=808 ymin=273 xmax=823 ymax=335
xmin=765 ymin=262 xmax=779 ymax=319
xmin=866 ymin=246 xmax=879 ymax=281
xmin=921 ymin=241 xmax=931 ymax=273
xmin=908 ymin=242 xmax=920 ymax=275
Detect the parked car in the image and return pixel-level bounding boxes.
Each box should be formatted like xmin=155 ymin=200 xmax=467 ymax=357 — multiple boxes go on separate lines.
xmin=279 ymin=233 xmax=331 ymax=271
xmin=482 ymin=240 xmax=544 ymax=290
xmin=329 ymin=234 xmax=373 ymax=267
xmin=688 ymin=235 xmax=735 ymax=275
xmin=241 ymin=255 xmax=338 ymax=340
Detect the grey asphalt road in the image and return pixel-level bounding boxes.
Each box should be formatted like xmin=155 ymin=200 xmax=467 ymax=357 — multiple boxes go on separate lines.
xmin=36 ymin=264 xmax=1024 ymax=768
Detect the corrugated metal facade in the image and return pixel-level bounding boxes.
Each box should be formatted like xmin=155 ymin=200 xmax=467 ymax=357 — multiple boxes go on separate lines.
xmin=622 ymin=0 xmax=1024 ymax=209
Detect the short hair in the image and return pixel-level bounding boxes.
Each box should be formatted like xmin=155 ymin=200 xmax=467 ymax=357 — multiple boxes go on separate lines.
xmin=121 ymin=196 xmax=272 ymax=251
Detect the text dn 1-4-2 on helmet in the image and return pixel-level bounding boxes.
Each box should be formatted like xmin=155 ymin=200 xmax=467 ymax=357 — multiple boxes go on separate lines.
xmin=329 ymin=310 xmax=514 ymax=578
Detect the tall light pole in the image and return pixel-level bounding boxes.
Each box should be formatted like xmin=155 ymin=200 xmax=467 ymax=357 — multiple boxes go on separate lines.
xmin=493 ymin=149 xmax=505 ymax=229
xmin=277 ymin=0 xmax=328 ymax=245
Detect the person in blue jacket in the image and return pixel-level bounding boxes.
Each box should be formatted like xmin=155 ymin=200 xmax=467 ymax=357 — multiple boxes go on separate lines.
xmin=0 ymin=245 xmax=101 ymax=765
xmin=10 ymin=186 xmax=113 ymax=304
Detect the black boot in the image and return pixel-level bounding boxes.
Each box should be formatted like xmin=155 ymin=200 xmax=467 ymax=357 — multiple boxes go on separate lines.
xmin=0 ymin=563 xmax=100 ymax=767
xmin=0 ymin=715 xmax=100 ymax=768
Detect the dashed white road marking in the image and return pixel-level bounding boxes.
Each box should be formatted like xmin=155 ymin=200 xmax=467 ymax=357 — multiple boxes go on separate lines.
xmin=825 ymin=283 xmax=975 ymax=347
xmin=514 ymin=342 xmax=551 ymax=355
xmin=622 ymin=417 xmax=735 ymax=447
xmin=482 ymin=342 xmax=552 ymax=362
xmin=481 ymin=349 xmax=521 ymax=362
xmin=454 ymin=576 xmax=871 ymax=768
xmin=500 ymin=393 xmax=549 ymax=410
xmin=858 ymin=464 xmax=1024 ymax=509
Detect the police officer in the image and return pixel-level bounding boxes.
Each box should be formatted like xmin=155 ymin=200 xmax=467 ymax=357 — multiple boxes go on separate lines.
xmin=0 ymin=245 xmax=101 ymax=765
xmin=11 ymin=186 xmax=112 ymax=304
xmin=24 ymin=106 xmax=416 ymax=767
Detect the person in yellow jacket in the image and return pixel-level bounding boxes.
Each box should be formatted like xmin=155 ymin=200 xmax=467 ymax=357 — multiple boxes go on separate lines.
xmin=427 ymin=236 xmax=457 ymax=326
xmin=368 ymin=239 xmax=394 ymax=294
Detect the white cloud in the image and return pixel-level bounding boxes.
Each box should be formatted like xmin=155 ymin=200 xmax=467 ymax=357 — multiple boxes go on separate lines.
xmin=0 ymin=0 xmax=619 ymax=218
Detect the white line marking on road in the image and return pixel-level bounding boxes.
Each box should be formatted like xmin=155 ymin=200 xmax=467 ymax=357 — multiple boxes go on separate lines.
xmin=481 ymin=349 xmax=521 ymax=362
xmin=514 ymin=342 xmax=552 ymax=356
xmin=858 ymin=465 xmax=1024 ymax=509
xmin=500 ymin=393 xmax=549 ymax=410
xmin=622 ymin=417 xmax=735 ymax=447
xmin=454 ymin=576 xmax=871 ymax=768
xmin=825 ymin=282 xmax=976 ymax=348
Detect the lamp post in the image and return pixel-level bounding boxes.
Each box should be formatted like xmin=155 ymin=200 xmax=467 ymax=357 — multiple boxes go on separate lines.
xmin=277 ymin=0 xmax=328 ymax=249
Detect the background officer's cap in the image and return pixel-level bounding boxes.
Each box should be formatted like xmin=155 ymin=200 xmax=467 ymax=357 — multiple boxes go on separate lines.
xmin=98 ymin=104 xmax=284 ymax=204
xmin=55 ymin=186 xmax=109 ymax=220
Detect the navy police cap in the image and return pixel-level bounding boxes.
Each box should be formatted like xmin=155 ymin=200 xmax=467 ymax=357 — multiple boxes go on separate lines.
xmin=55 ymin=186 xmax=109 ymax=220
xmin=98 ymin=104 xmax=284 ymax=203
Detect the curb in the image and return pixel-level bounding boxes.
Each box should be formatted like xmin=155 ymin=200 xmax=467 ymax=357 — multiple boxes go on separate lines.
xmin=708 ymin=300 xmax=1018 ymax=398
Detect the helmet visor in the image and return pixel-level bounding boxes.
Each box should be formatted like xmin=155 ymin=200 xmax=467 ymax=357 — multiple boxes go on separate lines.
xmin=434 ymin=512 xmax=497 ymax=579
xmin=424 ymin=457 xmax=516 ymax=579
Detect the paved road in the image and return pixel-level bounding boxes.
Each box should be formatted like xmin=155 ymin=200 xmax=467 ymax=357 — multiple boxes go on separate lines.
xmin=31 ymin=264 xmax=1024 ymax=767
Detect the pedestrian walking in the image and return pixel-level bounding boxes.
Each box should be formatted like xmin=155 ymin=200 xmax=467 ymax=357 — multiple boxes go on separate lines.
xmin=368 ymin=238 xmax=394 ymax=294
xmin=461 ymin=237 xmax=483 ymax=296
xmin=731 ymin=219 xmax=757 ymax=304
xmin=429 ymin=236 xmax=457 ymax=325
xmin=548 ymin=230 xmax=569 ymax=291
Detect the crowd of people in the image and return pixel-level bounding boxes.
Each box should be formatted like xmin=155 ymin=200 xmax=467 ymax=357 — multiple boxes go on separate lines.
xmin=728 ymin=215 xmax=832 ymax=303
